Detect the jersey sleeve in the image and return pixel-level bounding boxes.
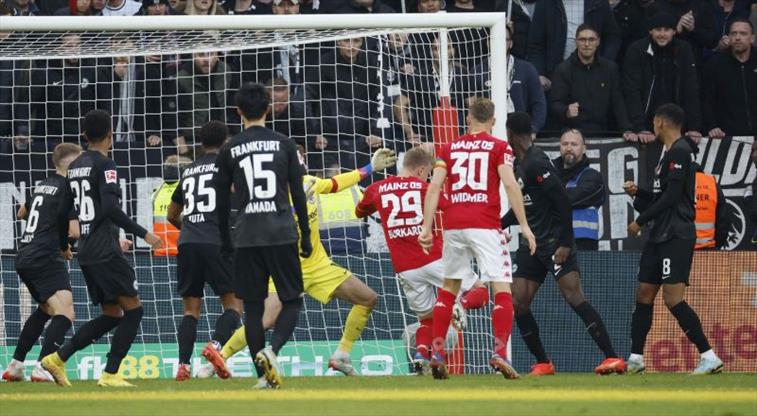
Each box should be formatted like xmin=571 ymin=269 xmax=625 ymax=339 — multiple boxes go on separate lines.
xmin=171 ymin=181 xmax=183 ymax=205
xmin=435 ymin=184 xmax=451 ymax=211
xmin=494 ymin=140 xmax=515 ymax=168
xmin=665 ymin=145 xmax=690 ymax=182
xmin=99 ymin=158 xmax=121 ymax=197
xmin=435 ymin=144 xmax=450 ymax=171
xmin=355 ymin=183 xmax=378 ymax=218
xmin=312 ymin=170 xmax=362 ymax=195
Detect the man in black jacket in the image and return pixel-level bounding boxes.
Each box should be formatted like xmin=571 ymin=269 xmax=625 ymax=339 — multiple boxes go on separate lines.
xmin=526 ymin=0 xmax=621 ymax=91
xmin=622 ymin=13 xmax=702 ymax=143
xmin=703 ymin=18 xmax=756 ymax=139
xmin=549 ymin=24 xmax=634 ymax=135
xmin=553 ymin=129 xmax=605 ymax=251
xmin=650 ymin=0 xmax=719 ymax=66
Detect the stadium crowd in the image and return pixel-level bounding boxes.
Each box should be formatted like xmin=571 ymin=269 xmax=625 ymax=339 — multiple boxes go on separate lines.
xmin=0 ymin=0 xmax=756 ymax=171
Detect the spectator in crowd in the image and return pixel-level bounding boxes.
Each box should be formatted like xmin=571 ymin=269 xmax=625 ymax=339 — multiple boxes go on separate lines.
xmin=221 ymin=0 xmax=270 ymax=14
xmin=703 ymin=18 xmax=756 ymax=138
xmin=651 ymin=0 xmax=719 ymax=64
xmin=140 ymin=0 xmax=182 ymax=14
xmin=549 ymin=24 xmax=633 ymax=136
xmin=503 ymin=0 xmax=532 ymax=59
xmin=394 ymin=34 xmax=473 ymax=146
xmin=713 ymin=0 xmax=751 ymax=52
xmin=415 ymin=0 xmax=441 ymax=13
xmin=101 ymin=0 xmax=141 ymax=14
xmin=553 ymin=128 xmax=605 ymax=251
xmin=35 ymin=0 xmax=67 ymax=14
xmin=152 ymin=154 xmax=192 ymax=257
xmin=24 ymin=34 xmax=97 ymax=147
xmin=266 ymin=77 xmax=310 ymax=149
xmin=329 ymin=0 xmax=395 ymax=13
xmin=176 ymin=51 xmax=240 ymax=154
xmin=693 ymin=164 xmax=732 ymax=250
xmin=447 ymin=0 xmax=484 ymax=12
xmin=3 ymin=0 xmax=41 ymax=15
xmin=97 ymin=51 xmax=163 ymax=144
xmin=0 ymin=2 xmax=31 ymax=152
xmin=473 ymin=22 xmax=546 ymax=132
xmin=527 ymin=0 xmax=621 ymax=91
xmin=622 ymin=13 xmax=702 ymax=142
xmin=54 ymin=0 xmax=94 ymax=15
xmin=90 ymin=0 xmax=105 ymax=13
xmin=306 ymin=37 xmax=384 ymax=170
xmin=184 ymin=0 xmax=224 ymax=14
xmin=613 ymin=0 xmax=656 ymax=66
xmin=167 ymin=0 xmax=185 ymax=11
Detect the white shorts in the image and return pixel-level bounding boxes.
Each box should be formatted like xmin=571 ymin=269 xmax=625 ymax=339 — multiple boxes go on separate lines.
xmin=442 ymin=228 xmax=513 ymax=283
xmin=397 ymin=259 xmax=476 ymax=315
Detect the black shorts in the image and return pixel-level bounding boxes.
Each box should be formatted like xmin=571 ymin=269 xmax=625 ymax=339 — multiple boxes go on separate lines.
xmin=17 ymin=262 xmax=71 ymax=303
xmin=177 ymin=243 xmax=234 ymax=298
xmin=80 ymin=255 xmax=138 ymax=305
xmin=513 ymin=242 xmax=580 ymax=283
xmin=638 ymin=238 xmax=695 ymax=285
xmin=233 ymin=244 xmax=303 ymax=302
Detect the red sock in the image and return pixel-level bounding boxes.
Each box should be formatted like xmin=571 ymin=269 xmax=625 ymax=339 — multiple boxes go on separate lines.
xmin=492 ymin=291 xmax=514 ymax=359
xmin=416 ymin=319 xmax=433 ymax=359
xmin=432 ymin=289 xmax=456 ymax=357
xmin=461 ymin=286 xmax=489 ymax=310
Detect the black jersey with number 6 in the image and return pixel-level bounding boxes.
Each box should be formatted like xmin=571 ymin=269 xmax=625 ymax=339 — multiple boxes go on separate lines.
xmin=68 ymin=151 xmax=147 ymax=265
xmin=16 ymin=174 xmax=73 ymax=270
xmin=214 ymin=125 xmax=308 ymax=248
xmin=172 ymin=153 xmax=222 ymax=246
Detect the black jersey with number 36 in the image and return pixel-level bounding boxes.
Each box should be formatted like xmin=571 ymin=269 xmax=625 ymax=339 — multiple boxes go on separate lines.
xmin=16 ymin=174 xmax=73 ymax=270
xmin=172 ymin=153 xmax=222 ymax=246
xmin=213 ymin=125 xmax=306 ymax=248
xmin=68 ymin=151 xmax=147 ymax=265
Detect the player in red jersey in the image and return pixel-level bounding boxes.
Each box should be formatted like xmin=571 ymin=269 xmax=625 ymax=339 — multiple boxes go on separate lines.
xmin=419 ymin=98 xmax=536 ymax=380
xmin=355 ymin=147 xmax=480 ymax=374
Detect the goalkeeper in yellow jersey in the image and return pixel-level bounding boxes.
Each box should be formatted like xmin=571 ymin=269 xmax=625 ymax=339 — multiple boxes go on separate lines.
xmin=199 ymin=147 xmax=397 ymax=381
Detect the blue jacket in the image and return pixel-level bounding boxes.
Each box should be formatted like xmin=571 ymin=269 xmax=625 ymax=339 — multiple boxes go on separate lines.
xmin=527 ymin=0 xmax=621 ymax=78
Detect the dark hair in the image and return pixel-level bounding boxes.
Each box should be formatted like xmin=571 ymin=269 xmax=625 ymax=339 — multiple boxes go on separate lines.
xmin=403 ymin=146 xmax=435 ymax=169
xmin=82 ymin=109 xmax=112 ymax=143
xmin=576 ymin=23 xmax=599 ymax=39
xmin=235 ymin=82 xmax=270 ymax=121
xmin=468 ymin=97 xmax=495 ymax=123
xmin=266 ymin=76 xmax=289 ymax=93
xmin=52 ymin=143 xmax=82 ymax=168
xmin=0 ymin=2 xmax=13 ymax=15
xmin=200 ymin=120 xmax=228 ymax=148
xmin=506 ymin=112 xmax=532 ymax=136
xmin=654 ymin=103 xmax=685 ymax=127
xmin=728 ymin=18 xmax=754 ymax=35
xmin=560 ymin=128 xmax=585 ymax=144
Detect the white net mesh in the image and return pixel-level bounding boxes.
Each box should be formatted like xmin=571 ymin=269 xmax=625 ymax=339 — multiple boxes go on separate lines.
xmin=0 ymin=17 xmax=503 ymax=379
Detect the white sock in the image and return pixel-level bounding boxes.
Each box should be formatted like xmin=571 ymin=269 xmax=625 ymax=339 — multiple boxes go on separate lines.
xmin=10 ymin=358 xmax=23 ymax=367
xmin=701 ymin=349 xmax=718 ymax=360
xmin=629 ymin=353 xmax=644 ymax=362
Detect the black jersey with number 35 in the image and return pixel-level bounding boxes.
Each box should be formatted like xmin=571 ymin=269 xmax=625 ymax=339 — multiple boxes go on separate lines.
xmin=213 ymin=125 xmax=307 ymax=248
xmin=16 ymin=174 xmax=73 ymax=270
xmin=172 ymin=153 xmax=222 ymax=246
xmin=67 ymin=151 xmax=147 ymax=265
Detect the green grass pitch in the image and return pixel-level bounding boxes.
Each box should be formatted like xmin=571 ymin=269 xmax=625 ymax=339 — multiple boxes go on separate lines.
xmin=1 ymin=373 xmax=755 ymax=416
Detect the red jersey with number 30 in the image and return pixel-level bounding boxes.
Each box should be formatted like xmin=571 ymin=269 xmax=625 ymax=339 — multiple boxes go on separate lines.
xmin=436 ymin=132 xmax=514 ymax=230
xmin=356 ymin=176 xmax=446 ymax=273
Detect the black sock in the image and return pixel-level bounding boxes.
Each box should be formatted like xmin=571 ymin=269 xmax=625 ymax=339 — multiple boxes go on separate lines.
xmin=38 ymin=316 xmax=72 ymax=361
xmin=631 ymin=302 xmax=653 ymax=355
xmin=178 ymin=315 xmax=198 ymax=365
xmin=212 ymin=309 xmax=241 ymax=346
xmin=515 ymin=310 xmax=549 ymax=363
xmin=104 ymin=307 xmax=143 ymax=374
xmin=59 ymin=315 xmax=121 ymax=361
xmin=572 ymin=301 xmax=617 ymax=358
xmin=270 ymin=297 xmax=302 ymax=355
xmin=244 ymin=301 xmax=266 ymax=378
xmin=13 ymin=308 xmax=50 ymax=362
xmin=669 ymin=301 xmax=712 ymax=354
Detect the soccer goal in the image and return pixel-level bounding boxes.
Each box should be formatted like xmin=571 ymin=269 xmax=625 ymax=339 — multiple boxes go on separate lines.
xmin=0 ymin=12 xmax=508 ymax=380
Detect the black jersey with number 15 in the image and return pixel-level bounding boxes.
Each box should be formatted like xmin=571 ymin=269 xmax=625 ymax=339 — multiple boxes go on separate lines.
xmin=67 ymin=151 xmax=128 ymax=265
xmin=214 ymin=125 xmax=304 ymax=248
xmin=172 ymin=153 xmax=222 ymax=246
xmin=16 ymin=174 xmax=73 ymax=270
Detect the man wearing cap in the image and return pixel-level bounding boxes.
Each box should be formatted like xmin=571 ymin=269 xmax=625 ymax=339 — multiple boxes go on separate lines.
xmin=622 ymin=13 xmax=702 ymax=143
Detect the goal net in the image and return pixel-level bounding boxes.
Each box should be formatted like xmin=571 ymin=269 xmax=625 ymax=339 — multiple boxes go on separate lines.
xmin=0 ymin=13 xmax=508 ymax=379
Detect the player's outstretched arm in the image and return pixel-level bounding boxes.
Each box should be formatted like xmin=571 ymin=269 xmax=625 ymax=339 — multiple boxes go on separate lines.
xmin=499 ymin=164 xmax=536 ymax=254
xmin=419 ymin=166 xmax=445 ymax=252
xmin=307 ymin=148 xmax=397 ymax=199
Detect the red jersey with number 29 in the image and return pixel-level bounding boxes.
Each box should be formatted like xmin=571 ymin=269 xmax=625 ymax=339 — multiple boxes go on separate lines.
xmin=436 ymin=132 xmax=514 ymax=230
xmin=356 ymin=176 xmax=446 ymax=273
